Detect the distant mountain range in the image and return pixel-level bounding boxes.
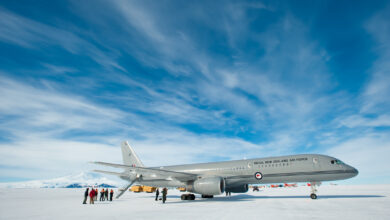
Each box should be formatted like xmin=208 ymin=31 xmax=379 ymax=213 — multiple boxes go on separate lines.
xmin=0 ymin=172 xmax=122 ymax=188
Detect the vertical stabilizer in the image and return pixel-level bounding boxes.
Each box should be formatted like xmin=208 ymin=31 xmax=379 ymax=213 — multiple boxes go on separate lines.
xmin=121 ymin=141 xmax=144 ymax=167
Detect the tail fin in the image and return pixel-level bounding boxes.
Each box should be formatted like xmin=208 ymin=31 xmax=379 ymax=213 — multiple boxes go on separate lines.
xmin=121 ymin=141 xmax=144 ymax=167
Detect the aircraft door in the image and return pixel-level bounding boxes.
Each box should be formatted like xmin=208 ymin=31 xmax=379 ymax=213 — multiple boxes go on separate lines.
xmin=247 ymin=161 xmax=253 ymax=174
xmin=312 ymin=156 xmax=321 ymax=171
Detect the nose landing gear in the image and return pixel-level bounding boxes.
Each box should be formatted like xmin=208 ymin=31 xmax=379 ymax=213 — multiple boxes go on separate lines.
xmin=309 ymin=182 xmax=321 ymax=199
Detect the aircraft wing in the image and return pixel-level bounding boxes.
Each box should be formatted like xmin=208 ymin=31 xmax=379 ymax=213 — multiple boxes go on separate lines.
xmin=92 ymin=161 xmax=198 ymax=182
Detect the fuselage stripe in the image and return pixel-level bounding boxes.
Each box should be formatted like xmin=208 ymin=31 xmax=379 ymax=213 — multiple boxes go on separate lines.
xmin=227 ymin=170 xmax=355 ymax=179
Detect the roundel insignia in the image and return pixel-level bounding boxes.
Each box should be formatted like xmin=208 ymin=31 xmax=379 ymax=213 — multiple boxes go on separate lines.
xmin=254 ymin=172 xmax=263 ymax=180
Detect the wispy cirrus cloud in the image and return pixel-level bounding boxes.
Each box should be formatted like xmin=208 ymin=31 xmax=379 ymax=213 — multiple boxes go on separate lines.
xmin=0 ymin=1 xmax=389 ymax=184
xmin=325 ymin=5 xmax=390 ymax=184
xmin=0 ymin=7 xmax=124 ymax=71
xmin=0 ymin=74 xmax=264 ymax=180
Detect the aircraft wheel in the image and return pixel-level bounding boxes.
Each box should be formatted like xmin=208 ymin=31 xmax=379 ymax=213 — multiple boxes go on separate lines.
xmin=202 ymin=195 xmax=214 ymax=199
xmin=190 ymin=194 xmax=195 ymax=200
xmin=310 ymin=193 xmax=317 ymax=199
xmin=181 ymin=194 xmax=187 ymax=200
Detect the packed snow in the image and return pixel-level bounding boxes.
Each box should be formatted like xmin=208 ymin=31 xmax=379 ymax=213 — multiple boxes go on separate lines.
xmin=0 ymin=184 xmax=389 ymax=220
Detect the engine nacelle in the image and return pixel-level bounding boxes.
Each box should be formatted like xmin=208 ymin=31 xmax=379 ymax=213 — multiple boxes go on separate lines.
xmin=225 ymin=184 xmax=249 ymax=193
xmin=187 ymin=177 xmax=225 ymax=195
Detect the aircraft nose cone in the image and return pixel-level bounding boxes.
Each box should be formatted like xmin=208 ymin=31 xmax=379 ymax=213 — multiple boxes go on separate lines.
xmin=352 ymin=168 xmax=359 ymax=176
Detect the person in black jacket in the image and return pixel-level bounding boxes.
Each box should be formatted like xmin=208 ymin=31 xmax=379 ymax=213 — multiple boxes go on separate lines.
xmin=105 ymin=188 xmax=109 ymax=201
xmin=155 ymin=188 xmax=159 ymax=201
xmin=100 ymin=189 xmax=105 ymax=201
xmin=83 ymin=188 xmax=89 ymax=204
xmin=109 ymin=189 xmax=114 ymax=201
xmin=162 ymin=188 xmax=167 ymax=203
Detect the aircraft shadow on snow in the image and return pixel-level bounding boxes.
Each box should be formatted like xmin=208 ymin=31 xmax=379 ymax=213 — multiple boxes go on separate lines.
xmin=161 ymin=194 xmax=385 ymax=204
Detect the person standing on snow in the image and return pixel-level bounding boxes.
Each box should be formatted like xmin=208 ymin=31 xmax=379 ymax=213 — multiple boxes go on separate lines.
xmin=155 ymin=188 xmax=159 ymax=201
xmin=89 ymin=188 xmax=96 ymax=204
xmin=95 ymin=188 xmax=98 ymax=201
xmin=83 ymin=188 xmax=89 ymax=204
xmin=109 ymin=189 xmax=114 ymax=201
xmin=105 ymin=188 xmax=109 ymax=201
xmin=162 ymin=188 xmax=167 ymax=203
xmin=100 ymin=188 xmax=105 ymax=201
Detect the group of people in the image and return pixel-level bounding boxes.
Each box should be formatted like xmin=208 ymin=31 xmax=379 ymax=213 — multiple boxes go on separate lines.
xmin=155 ymin=188 xmax=168 ymax=203
xmin=83 ymin=187 xmax=168 ymax=204
xmin=83 ymin=188 xmax=114 ymax=204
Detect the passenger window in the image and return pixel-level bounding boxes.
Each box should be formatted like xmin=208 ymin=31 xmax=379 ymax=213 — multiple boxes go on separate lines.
xmin=331 ymin=160 xmax=335 ymax=164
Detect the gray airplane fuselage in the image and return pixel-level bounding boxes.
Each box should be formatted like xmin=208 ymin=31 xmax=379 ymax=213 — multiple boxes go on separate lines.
xmin=138 ymin=154 xmax=358 ymax=188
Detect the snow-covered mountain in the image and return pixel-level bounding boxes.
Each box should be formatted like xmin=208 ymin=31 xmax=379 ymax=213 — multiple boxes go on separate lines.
xmin=0 ymin=172 xmax=122 ymax=188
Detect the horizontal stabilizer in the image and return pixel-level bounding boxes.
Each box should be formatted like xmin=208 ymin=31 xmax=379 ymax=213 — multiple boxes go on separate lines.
xmin=92 ymin=161 xmax=134 ymax=169
xmin=93 ymin=170 xmax=127 ymax=177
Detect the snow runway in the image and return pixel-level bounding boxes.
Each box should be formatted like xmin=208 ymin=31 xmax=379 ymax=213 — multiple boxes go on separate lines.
xmin=0 ymin=185 xmax=389 ymax=220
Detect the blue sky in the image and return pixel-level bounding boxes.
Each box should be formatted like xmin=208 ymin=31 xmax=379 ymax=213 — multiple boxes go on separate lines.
xmin=0 ymin=0 xmax=389 ymax=184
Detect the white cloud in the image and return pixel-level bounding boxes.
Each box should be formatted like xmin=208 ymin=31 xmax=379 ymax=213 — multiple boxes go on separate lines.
xmin=0 ymin=138 xmax=121 ymax=179
xmin=326 ymin=133 xmax=390 ymax=183
xmin=0 ymin=75 xmax=269 ymax=180
xmin=339 ymin=115 xmax=390 ymax=128
xmin=1 ymin=2 xmax=389 ymax=185
xmin=0 ymin=76 xmax=124 ymax=137
xmin=0 ymin=8 xmax=124 ymax=71
xmin=362 ymin=6 xmax=390 ymax=114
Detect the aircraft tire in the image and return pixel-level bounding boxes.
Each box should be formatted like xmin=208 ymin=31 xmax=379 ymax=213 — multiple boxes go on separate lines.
xmin=310 ymin=193 xmax=317 ymax=199
xmin=201 ymin=195 xmax=214 ymax=199
xmin=181 ymin=194 xmax=195 ymax=200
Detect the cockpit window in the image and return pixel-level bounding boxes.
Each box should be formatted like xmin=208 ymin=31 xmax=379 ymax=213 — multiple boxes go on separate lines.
xmin=331 ymin=159 xmax=344 ymax=165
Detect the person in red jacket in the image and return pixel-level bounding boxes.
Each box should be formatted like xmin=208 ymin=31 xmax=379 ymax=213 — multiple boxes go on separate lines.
xmin=89 ymin=187 xmax=96 ymax=204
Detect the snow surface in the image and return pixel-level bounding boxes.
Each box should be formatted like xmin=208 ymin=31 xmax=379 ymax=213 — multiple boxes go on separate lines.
xmin=0 ymin=184 xmax=389 ymax=220
xmin=0 ymin=172 xmax=121 ymax=188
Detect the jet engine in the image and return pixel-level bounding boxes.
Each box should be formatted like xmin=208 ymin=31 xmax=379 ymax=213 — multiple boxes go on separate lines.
xmin=187 ymin=177 xmax=225 ymax=195
xmin=225 ymin=184 xmax=249 ymax=193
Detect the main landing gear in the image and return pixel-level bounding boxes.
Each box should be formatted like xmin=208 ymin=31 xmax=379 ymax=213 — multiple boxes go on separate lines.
xmin=181 ymin=193 xmax=195 ymax=200
xmin=201 ymin=195 xmax=214 ymax=199
xmin=310 ymin=182 xmax=321 ymax=199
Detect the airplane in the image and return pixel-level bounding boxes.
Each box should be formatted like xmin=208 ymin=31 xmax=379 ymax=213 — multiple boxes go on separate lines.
xmin=93 ymin=141 xmax=358 ymax=200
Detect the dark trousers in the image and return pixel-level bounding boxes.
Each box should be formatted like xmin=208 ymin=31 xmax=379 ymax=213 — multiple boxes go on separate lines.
xmin=83 ymin=196 xmax=88 ymax=204
xmin=110 ymin=193 xmax=113 ymax=201
xmin=162 ymin=195 xmax=166 ymax=203
xmin=155 ymin=194 xmax=159 ymax=201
